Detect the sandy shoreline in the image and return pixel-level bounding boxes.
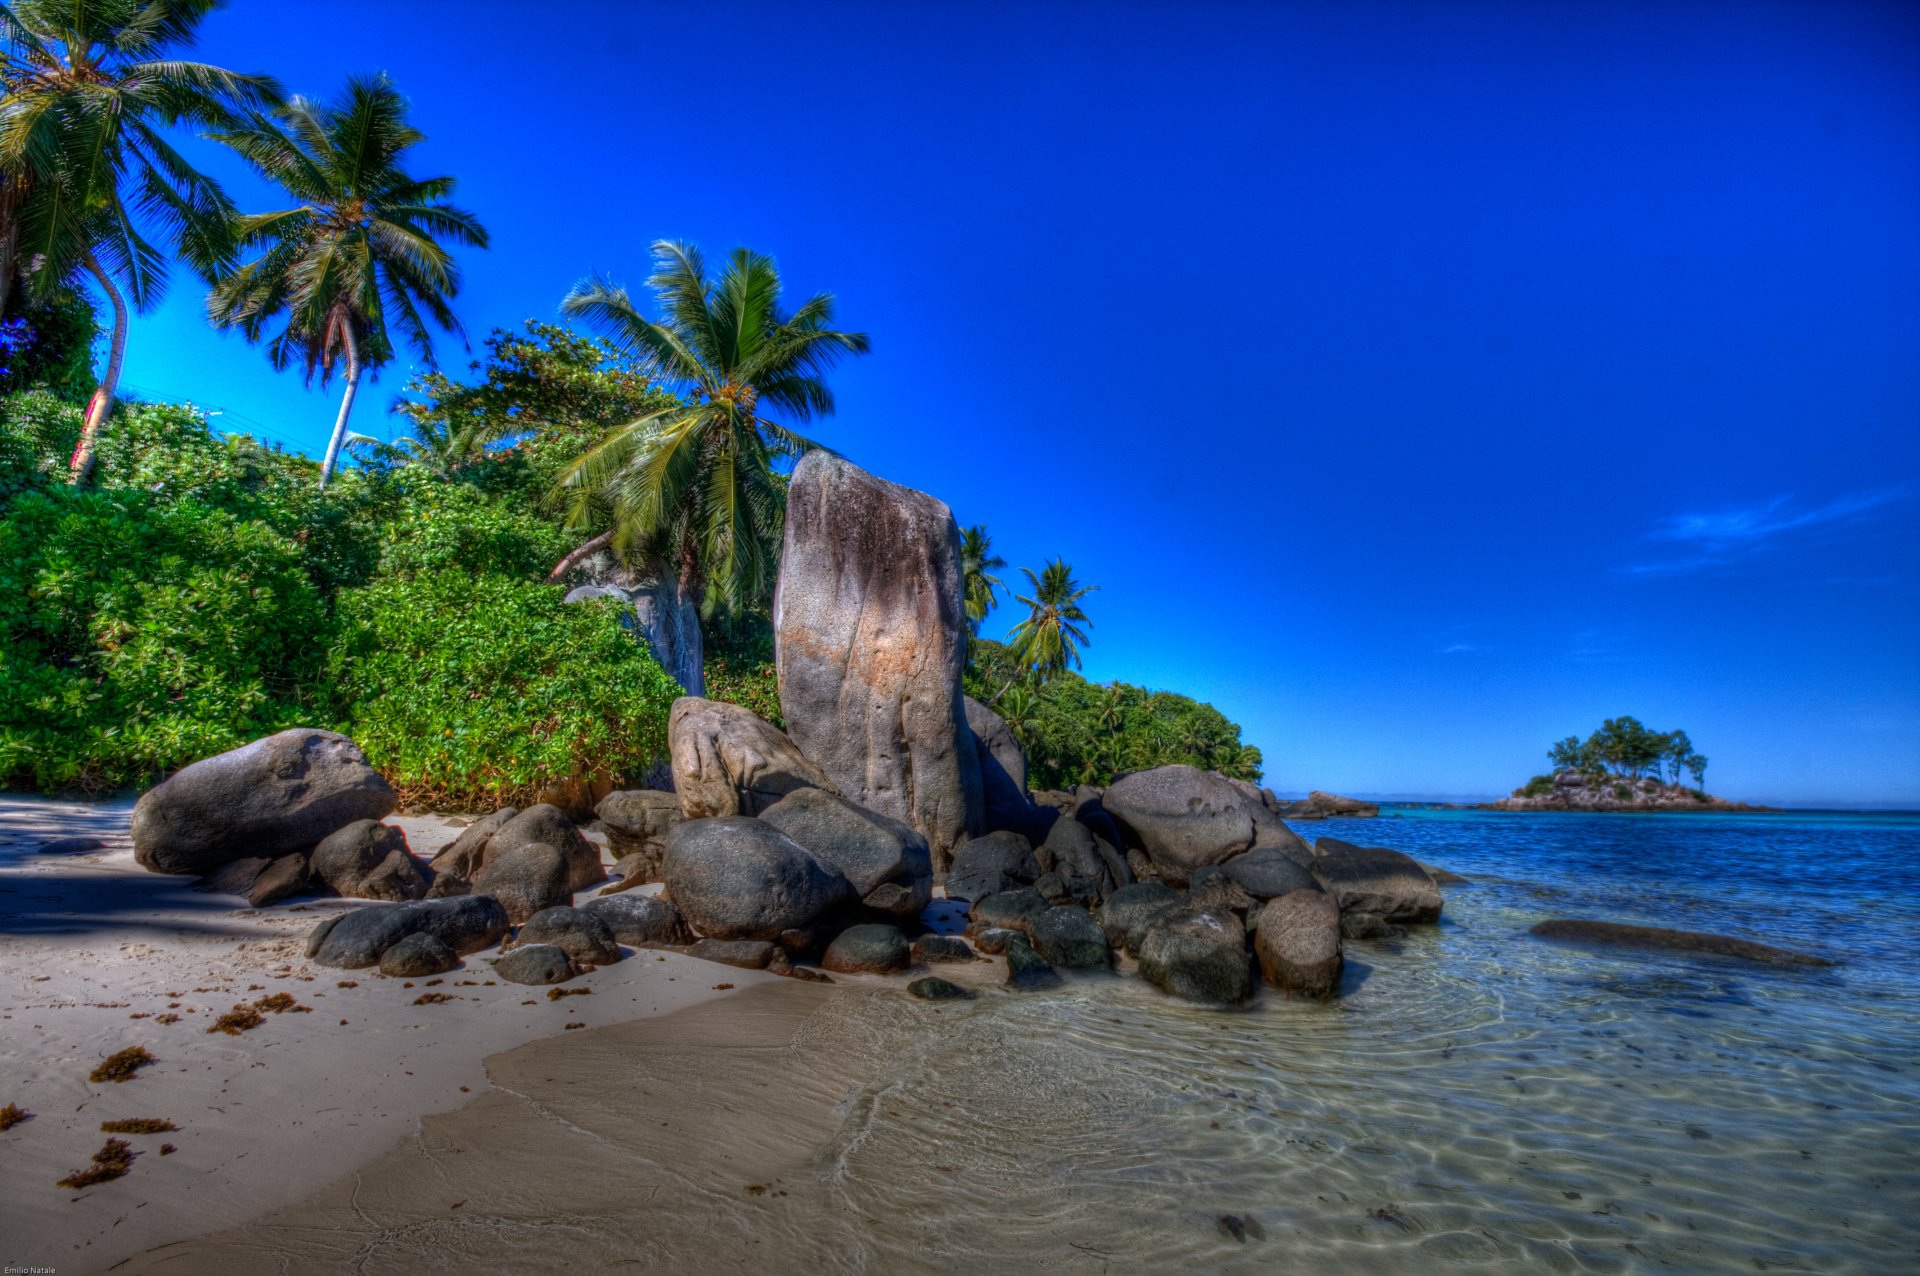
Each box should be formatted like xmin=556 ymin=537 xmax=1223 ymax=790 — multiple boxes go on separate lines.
xmin=0 ymin=792 xmax=771 ymax=1273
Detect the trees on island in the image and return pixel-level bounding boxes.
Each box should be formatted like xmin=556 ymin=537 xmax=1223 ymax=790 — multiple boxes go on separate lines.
xmin=1545 ymin=716 xmax=1707 ymax=787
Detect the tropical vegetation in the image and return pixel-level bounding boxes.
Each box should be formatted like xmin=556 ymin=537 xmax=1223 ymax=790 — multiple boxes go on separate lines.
xmin=1519 ymin=716 xmax=1708 ymax=796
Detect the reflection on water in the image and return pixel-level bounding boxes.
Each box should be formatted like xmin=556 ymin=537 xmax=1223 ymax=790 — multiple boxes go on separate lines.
xmin=774 ymin=810 xmax=1920 ymax=1273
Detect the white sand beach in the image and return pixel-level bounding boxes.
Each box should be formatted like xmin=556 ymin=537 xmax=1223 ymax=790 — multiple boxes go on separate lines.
xmin=0 ymin=792 xmax=774 ymax=1273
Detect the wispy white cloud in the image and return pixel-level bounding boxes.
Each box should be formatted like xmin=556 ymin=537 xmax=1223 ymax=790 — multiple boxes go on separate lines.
xmin=1440 ymin=642 xmax=1483 ymax=655
xmin=1619 ymin=487 xmax=1907 ymax=577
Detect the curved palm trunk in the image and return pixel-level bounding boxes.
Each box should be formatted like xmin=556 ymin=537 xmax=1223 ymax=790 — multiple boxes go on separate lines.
xmin=546 ymin=530 xmax=615 ymax=583
xmin=68 ymin=254 xmax=129 ymax=487
xmin=317 ymin=320 xmax=362 ymax=489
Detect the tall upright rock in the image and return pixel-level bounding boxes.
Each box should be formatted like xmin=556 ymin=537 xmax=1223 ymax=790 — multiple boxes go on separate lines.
xmin=774 ymin=451 xmax=983 ymax=867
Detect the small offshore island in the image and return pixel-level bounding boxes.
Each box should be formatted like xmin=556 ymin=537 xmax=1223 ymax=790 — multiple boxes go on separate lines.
xmin=1485 ymin=717 xmax=1774 ymax=812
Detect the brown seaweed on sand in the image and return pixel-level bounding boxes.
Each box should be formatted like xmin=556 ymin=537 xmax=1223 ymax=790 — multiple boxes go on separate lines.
xmin=89 ymin=1047 xmax=154 ymax=1083
xmin=99 ymin=1118 xmax=178 ymax=1134
xmin=0 ymin=1102 xmax=31 ymax=1130
xmin=57 ymin=1138 xmax=136 ymax=1189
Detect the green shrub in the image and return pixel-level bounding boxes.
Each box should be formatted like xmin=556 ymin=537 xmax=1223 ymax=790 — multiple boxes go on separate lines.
xmin=374 ymin=481 xmax=573 ymax=582
xmin=323 ymin=570 xmax=680 ymax=807
xmin=0 ymin=389 xmax=84 ymax=504
xmin=1521 ymin=774 xmax=1555 ymax=797
xmin=703 ymin=608 xmax=784 ymax=728
xmin=0 ymin=489 xmax=326 ymax=791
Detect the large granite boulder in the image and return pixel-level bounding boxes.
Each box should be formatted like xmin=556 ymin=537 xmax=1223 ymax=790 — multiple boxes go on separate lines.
xmin=1311 ymin=839 xmax=1443 ymax=923
xmin=965 ymin=696 xmax=1033 ymax=834
xmin=759 ymin=788 xmax=933 ymax=920
xmin=1202 ymin=848 xmax=1320 ymax=901
xmin=945 ymin=831 xmax=1042 ymax=904
xmin=310 ymin=820 xmax=428 ymax=901
xmin=774 ymin=451 xmax=982 ymax=869
xmin=594 ymin=790 xmax=683 ymax=883
xmin=1137 ymin=896 xmax=1253 ymax=1005
xmin=306 ymin=896 xmax=511 ymax=969
xmin=1098 ymin=881 xmax=1179 ymax=955
xmin=1253 ymin=888 xmax=1344 ymax=999
xmin=1037 ymin=815 xmax=1120 ymax=904
xmin=1101 ymin=765 xmax=1272 ymax=886
xmin=133 ymin=729 xmax=396 ymax=876
xmin=1029 ymin=905 xmax=1112 ymax=969
xmin=488 ymin=805 xmax=604 ymax=894
xmin=668 ymin=697 xmax=834 ymax=819
xmin=968 ymin=886 xmax=1049 ymax=937
xmin=471 ymin=842 xmax=573 ymax=924
xmin=662 ymin=817 xmax=854 ymax=941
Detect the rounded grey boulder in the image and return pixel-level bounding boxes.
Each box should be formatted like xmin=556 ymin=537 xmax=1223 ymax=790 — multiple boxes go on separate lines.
xmin=911 ymin=934 xmax=974 ymax=964
xmin=908 ymin=976 xmax=974 ymax=1001
xmin=1137 ymin=899 xmax=1253 ymax=1005
xmin=1002 ymin=932 xmax=1063 ymax=990
xmin=518 ymin=906 xmax=621 ymax=966
xmin=493 ymin=944 xmax=576 ymax=985
xmin=428 ymin=807 xmax=517 ymax=880
xmin=1310 ymin=839 xmax=1443 ymax=923
xmin=663 ymin=817 xmax=854 ymax=941
xmin=580 ymin=893 xmax=690 ymax=947
xmin=1029 ymin=905 xmax=1112 ymax=969
xmin=1254 ymin=888 xmax=1344 ymax=999
xmin=133 ymin=729 xmax=396 ymax=876
xmin=311 ymin=820 xmax=428 ymax=901
xmin=1101 ymin=765 xmax=1266 ymax=886
xmin=945 ymin=831 xmax=1041 ymax=904
xmin=759 ymin=788 xmax=933 ymax=920
xmin=822 ymin=923 xmax=912 ymax=975
xmin=487 ymin=805 xmax=605 ymax=894
xmin=594 ymin=789 xmax=683 ymax=882
xmin=966 ymin=696 xmax=1032 ymax=835
xmin=472 ymin=841 xmax=572 ymax=925
xmin=1210 ymin=848 xmax=1320 ymax=901
xmin=968 ymin=887 xmax=1048 ymax=936
xmin=1099 ymin=881 xmax=1179 ymax=955
xmin=689 ymin=938 xmax=777 ymax=969
xmin=306 ymin=896 xmax=511 ymax=969
xmin=379 ymin=931 xmax=458 ymax=978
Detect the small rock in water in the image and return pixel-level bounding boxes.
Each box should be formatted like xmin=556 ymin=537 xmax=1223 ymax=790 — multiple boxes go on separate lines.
xmin=911 ymin=934 xmax=974 ymax=964
xmin=1003 ymin=934 xmax=1063 ymax=990
xmin=1529 ymin=919 xmax=1833 ymax=967
xmin=908 ymin=976 xmax=974 ymax=1001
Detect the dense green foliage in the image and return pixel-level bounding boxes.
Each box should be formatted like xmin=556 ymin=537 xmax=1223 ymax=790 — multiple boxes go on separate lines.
xmin=966 ymin=639 xmax=1261 ymax=789
xmin=0 ymin=286 xmax=97 ymax=402
xmin=1537 ymin=716 xmax=1707 ymax=787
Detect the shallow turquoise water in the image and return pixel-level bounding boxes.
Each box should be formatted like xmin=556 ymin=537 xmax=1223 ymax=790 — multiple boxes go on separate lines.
xmin=778 ymin=808 xmax=1920 ymax=1273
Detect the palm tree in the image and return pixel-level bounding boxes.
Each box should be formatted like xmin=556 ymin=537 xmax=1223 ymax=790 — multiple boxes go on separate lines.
xmin=0 ymin=0 xmax=281 ymax=483
xmin=960 ymin=524 xmax=1006 ymax=633
xmin=1004 ymin=558 xmax=1097 ymax=691
xmin=549 ymin=241 xmax=869 ymax=611
xmin=205 ymin=74 xmax=487 ymax=487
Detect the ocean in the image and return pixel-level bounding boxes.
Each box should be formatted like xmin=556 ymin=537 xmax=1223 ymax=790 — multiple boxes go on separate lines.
xmin=769 ymin=807 xmax=1920 ymax=1273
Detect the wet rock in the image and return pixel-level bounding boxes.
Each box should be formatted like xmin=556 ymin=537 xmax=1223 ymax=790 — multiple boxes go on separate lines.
xmin=581 ymin=893 xmax=690 ymax=947
xmin=662 ymin=817 xmax=854 ymax=942
xmin=133 ymin=729 xmax=396 ymax=875
xmin=968 ymin=887 xmax=1048 ymax=937
xmin=908 ymin=976 xmax=974 ymax=1001
xmin=488 ymin=805 xmax=605 ymax=894
xmin=1002 ymin=933 xmax=1063 ymax=990
xmin=1253 ymin=888 xmax=1344 ymax=999
xmin=379 ymin=932 xmax=458 ymax=978
xmin=774 ymin=451 xmax=982 ymax=868
xmin=1311 ymin=839 xmax=1442 ymax=923
xmin=1038 ymin=816 xmax=1116 ymax=904
xmin=911 ymin=934 xmax=974 ymax=964
xmin=1422 ymin=862 xmax=1470 ymax=885
xmin=493 ymin=944 xmax=576 ymax=985
xmin=471 ymin=842 xmax=572 ymax=925
xmin=945 ymin=831 xmax=1042 ymax=904
xmin=668 ymin=697 xmax=834 ymax=819
xmin=689 ymin=938 xmax=777 ymax=969
xmin=518 ymin=906 xmax=621 ymax=966
xmin=306 ymin=896 xmax=511 ymax=969
xmin=1530 ymin=919 xmax=1833 ymax=967
xmin=1340 ymin=912 xmax=1403 ymax=940
xmin=966 ymin=696 xmax=1032 ymax=834
xmin=1099 ymin=881 xmax=1180 ymax=955
xmin=311 ymin=820 xmax=428 ymax=901
xmin=822 ymin=923 xmax=912 ymax=975
xmin=1029 ymin=905 xmax=1112 ymax=969
xmin=1137 ymin=896 xmax=1253 ymax=1005
xmin=971 ymin=926 xmax=1019 ymax=955
xmin=759 ymin=788 xmax=933 ymax=920
xmin=1101 ymin=765 xmax=1265 ymax=886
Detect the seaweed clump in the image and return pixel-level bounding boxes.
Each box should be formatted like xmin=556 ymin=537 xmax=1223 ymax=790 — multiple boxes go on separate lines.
xmin=1 ymin=1102 xmax=32 ymax=1130
xmin=547 ymin=986 xmax=592 ymax=1001
xmin=57 ymin=1137 xmax=136 ymax=1189
xmin=89 ymin=1047 xmax=155 ymax=1083
xmin=99 ymin=1118 xmax=178 ymax=1134
xmin=208 ymin=1004 xmax=264 ymax=1035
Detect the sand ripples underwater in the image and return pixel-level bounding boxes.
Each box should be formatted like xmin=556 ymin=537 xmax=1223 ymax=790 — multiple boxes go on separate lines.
xmin=761 ymin=810 xmax=1920 ymax=1274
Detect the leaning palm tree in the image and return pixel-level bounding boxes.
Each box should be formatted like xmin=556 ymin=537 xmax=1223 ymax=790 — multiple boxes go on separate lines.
xmin=205 ymin=74 xmax=487 ymax=487
xmin=0 ymin=0 xmax=281 ymax=483
xmin=1004 ymin=558 xmax=1097 ymax=691
xmin=549 ymin=241 xmax=870 ymax=612
xmin=960 ymin=524 xmax=1007 ymax=633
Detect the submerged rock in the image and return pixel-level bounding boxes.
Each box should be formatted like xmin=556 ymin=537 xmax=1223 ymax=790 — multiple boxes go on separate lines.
xmin=1002 ymin=933 xmax=1063 ymax=990
xmin=1310 ymin=839 xmax=1442 ymax=923
xmin=1137 ymin=893 xmax=1253 ymax=1005
xmin=1530 ymin=919 xmax=1833 ymax=967
xmin=908 ymin=976 xmax=974 ymax=1001
xmin=133 ymin=729 xmax=396 ymax=876
xmin=774 ymin=451 xmax=982 ymax=868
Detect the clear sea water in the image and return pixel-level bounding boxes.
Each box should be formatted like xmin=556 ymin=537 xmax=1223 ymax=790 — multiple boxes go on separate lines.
xmin=777 ymin=807 xmax=1920 ymax=1273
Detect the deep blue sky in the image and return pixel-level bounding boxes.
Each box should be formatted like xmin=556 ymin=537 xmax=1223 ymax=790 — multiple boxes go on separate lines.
xmin=116 ymin=1 xmax=1920 ymax=806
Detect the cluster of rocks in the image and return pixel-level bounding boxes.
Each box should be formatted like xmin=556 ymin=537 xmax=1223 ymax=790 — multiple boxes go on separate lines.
xmin=129 ymin=451 xmax=1452 ymax=1003
xmin=1488 ymin=769 xmax=1765 ymax=813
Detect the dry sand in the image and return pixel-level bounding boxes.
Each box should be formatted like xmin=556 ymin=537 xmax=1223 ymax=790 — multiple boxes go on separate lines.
xmin=0 ymin=792 xmax=779 ymax=1273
